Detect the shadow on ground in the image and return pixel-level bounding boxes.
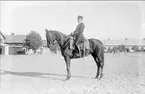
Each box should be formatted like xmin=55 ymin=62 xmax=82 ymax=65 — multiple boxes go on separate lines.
xmin=0 ymin=70 xmax=93 ymax=81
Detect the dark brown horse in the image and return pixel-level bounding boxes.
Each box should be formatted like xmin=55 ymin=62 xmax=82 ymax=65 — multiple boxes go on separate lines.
xmin=45 ymin=29 xmax=104 ymax=80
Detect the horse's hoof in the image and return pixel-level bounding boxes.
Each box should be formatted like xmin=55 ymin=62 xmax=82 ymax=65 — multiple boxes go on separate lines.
xmin=95 ymin=75 xmax=102 ymax=80
xmin=65 ymin=77 xmax=70 ymax=80
xmin=95 ymin=76 xmax=99 ymax=79
xmin=95 ymin=77 xmax=100 ymax=80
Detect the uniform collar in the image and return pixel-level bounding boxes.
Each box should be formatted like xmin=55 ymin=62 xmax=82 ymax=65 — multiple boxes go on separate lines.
xmin=78 ymin=22 xmax=83 ymax=24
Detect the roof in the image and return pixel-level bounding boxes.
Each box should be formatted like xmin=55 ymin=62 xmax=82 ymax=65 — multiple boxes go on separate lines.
xmin=0 ymin=31 xmax=6 ymax=39
xmin=4 ymin=35 xmax=26 ymax=44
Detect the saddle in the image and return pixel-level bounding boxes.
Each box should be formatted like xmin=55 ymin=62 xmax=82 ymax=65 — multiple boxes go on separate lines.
xmin=69 ymin=36 xmax=90 ymax=50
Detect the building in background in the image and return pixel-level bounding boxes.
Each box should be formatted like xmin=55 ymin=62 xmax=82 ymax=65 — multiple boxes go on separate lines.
xmin=0 ymin=31 xmax=6 ymax=55
xmin=4 ymin=33 xmax=26 ymax=55
xmin=102 ymin=38 xmax=145 ymax=52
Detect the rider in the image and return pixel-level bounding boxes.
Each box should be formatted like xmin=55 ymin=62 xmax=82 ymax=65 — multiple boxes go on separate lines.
xmin=71 ymin=15 xmax=85 ymax=56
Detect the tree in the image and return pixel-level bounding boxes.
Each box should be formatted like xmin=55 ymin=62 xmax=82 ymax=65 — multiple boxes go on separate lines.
xmin=25 ymin=31 xmax=43 ymax=53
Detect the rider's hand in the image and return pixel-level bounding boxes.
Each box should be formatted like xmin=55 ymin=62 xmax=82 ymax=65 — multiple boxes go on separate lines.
xmin=70 ymin=32 xmax=74 ymax=36
xmin=74 ymin=31 xmax=78 ymax=35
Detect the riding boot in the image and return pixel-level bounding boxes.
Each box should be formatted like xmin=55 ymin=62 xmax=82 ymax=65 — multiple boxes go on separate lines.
xmin=76 ymin=45 xmax=81 ymax=57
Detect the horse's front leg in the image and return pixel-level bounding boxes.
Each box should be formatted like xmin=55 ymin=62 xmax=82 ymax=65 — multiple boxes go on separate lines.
xmin=64 ymin=56 xmax=71 ymax=80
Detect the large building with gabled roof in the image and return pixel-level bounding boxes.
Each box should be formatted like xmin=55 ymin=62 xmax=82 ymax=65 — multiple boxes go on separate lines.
xmin=4 ymin=33 xmax=26 ymax=55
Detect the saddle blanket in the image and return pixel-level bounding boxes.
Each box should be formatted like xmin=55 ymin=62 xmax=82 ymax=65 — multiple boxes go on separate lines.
xmin=84 ymin=39 xmax=90 ymax=49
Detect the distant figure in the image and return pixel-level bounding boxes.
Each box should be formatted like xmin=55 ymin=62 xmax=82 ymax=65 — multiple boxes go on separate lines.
xmin=118 ymin=45 xmax=127 ymax=56
xmin=26 ymin=49 xmax=33 ymax=55
xmin=70 ymin=15 xmax=85 ymax=56
xmin=112 ymin=46 xmax=120 ymax=56
xmin=40 ymin=46 xmax=43 ymax=54
xmin=35 ymin=46 xmax=43 ymax=54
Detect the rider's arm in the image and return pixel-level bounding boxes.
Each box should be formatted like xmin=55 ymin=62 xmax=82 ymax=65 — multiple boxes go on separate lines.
xmin=70 ymin=24 xmax=79 ymax=36
xmin=74 ymin=24 xmax=79 ymax=34
xmin=76 ymin=23 xmax=85 ymax=35
xmin=71 ymin=23 xmax=85 ymax=36
xmin=79 ymin=23 xmax=85 ymax=34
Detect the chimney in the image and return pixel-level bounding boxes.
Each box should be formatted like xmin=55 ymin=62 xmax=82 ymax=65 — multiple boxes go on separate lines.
xmin=11 ymin=33 xmax=15 ymax=35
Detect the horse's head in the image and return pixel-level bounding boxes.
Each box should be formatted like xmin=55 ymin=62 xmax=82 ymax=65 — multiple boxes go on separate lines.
xmin=45 ymin=28 xmax=56 ymax=48
xmin=45 ymin=29 xmax=70 ymax=49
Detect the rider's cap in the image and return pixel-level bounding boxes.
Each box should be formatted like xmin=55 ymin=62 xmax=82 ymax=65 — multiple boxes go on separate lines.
xmin=77 ymin=15 xmax=83 ymax=19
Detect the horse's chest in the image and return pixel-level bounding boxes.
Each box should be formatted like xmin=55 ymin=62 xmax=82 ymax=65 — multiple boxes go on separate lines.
xmin=61 ymin=49 xmax=72 ymax=57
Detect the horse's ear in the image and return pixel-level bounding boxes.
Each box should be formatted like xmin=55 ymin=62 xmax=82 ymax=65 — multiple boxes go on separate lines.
xmin=45 ymin=28 xmax=49 ymax=33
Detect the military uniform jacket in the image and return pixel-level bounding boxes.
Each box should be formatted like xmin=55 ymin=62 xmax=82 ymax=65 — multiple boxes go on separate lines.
xmin=74 ymin=22 xmax=85 ymax=35
xmin=74 ymin=22 xmax=85 ymax=44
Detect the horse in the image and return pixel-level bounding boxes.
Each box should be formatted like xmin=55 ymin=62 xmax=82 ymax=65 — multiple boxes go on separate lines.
xmin=45 ymin=29 xmax=104 ymax=80
xmin=112 ymin=46 xmax=120 ymax=56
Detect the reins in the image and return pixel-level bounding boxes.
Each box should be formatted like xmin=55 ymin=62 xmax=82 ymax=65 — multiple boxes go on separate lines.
xmin=61 ymin=37 xmax=70 ymax=49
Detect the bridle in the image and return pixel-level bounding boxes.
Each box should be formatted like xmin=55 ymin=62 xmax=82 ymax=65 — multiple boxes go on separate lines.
xmin=46 ymin=30 xmax=75 ymax=50
xmin=46 ymin=30 xmax=56 ymax=48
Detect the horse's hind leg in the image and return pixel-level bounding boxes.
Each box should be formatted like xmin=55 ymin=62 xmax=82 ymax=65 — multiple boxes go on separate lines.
xmin=92 ymin=56 xmax=99 ymax=78
xmin=92 ymin=53 xmax=104 ymax=79
xmin=96 ymin=56 xmax=104 ymax=79
xmin=98 ymin=56 xmax=104 ymax=79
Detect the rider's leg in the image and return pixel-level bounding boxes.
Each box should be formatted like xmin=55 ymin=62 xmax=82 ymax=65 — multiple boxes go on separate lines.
xmin=75 ymin=34 xmax=85 ymax=56
xmin=75 ymin=38 xmax=81 ymax=56
xmin=70 ymin=36 xmax=74 ymax=49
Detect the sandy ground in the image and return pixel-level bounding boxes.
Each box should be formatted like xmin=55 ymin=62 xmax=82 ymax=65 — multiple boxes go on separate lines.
xmin=0 ymin=49 xmax=145 ymax=94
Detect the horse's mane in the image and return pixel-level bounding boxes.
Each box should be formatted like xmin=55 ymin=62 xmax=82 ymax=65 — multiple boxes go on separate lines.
xmin=50 ymin=30 xmax=68 ymax=38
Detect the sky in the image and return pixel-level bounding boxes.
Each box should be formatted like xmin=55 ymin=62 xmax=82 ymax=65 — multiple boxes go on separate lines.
xmin=0 ymin=1 xmax=145 ymax=40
